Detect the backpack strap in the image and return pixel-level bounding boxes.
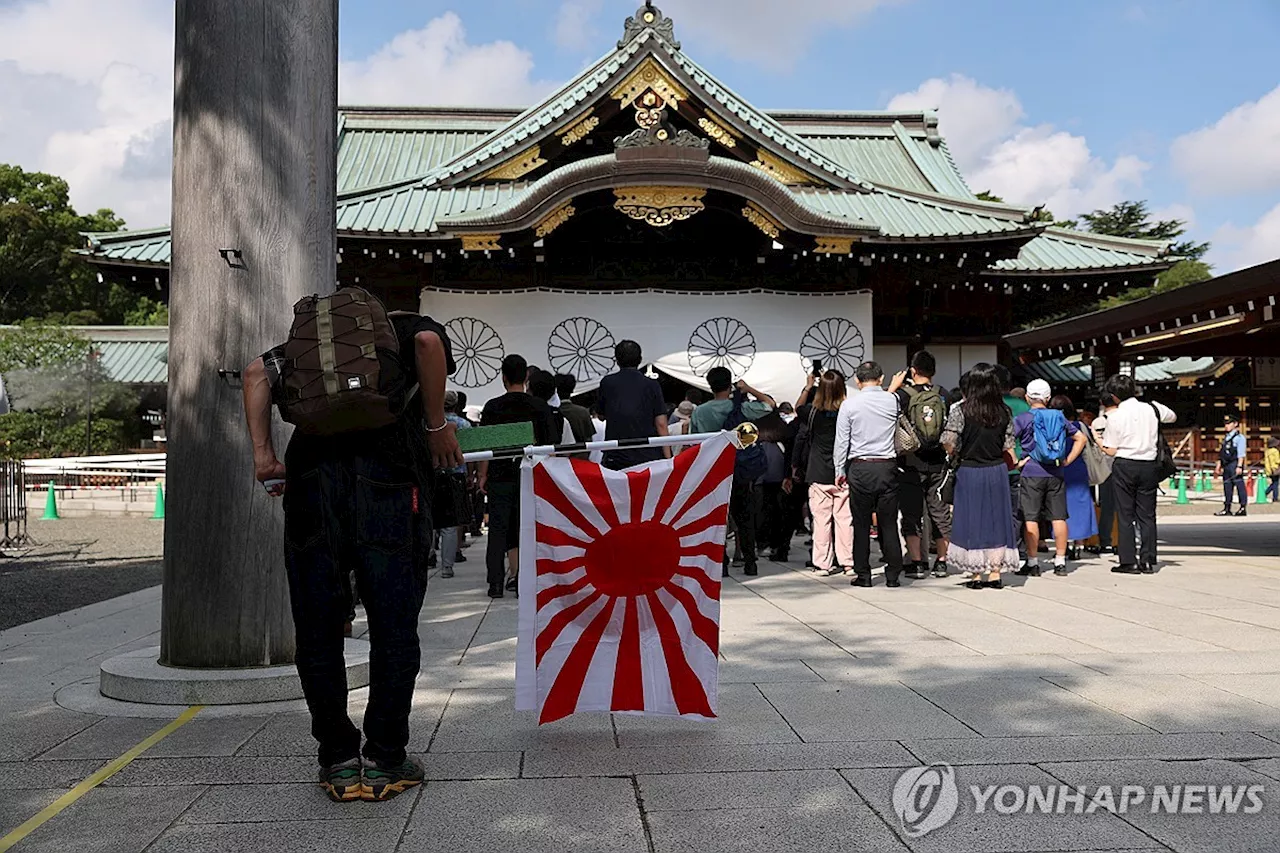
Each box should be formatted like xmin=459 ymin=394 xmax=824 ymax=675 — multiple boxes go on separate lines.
xmin=315 ymin=300 xmax=340 ymax=397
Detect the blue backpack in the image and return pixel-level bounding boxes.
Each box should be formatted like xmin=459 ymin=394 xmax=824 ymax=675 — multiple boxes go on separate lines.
xmin=722 ymin=392 xmax=768 ymax=482
xmin=1029 ymin=408 xmax=1069 ymax=466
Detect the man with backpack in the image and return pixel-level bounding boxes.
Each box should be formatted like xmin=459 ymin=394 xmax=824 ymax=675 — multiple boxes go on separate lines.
xmin=691 ymin=367 xmax=776 ymax=576
xmin=1011 ymin=379 xmax=1087 ymax=577
xmin=895 ymin=351 xmax=952 ymax=579
xmin=242 ymin=286 xmax=460 ymax=804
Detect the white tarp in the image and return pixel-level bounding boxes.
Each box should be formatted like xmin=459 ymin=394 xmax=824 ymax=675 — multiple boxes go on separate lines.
xmin=420 ymin=289 xmax=875 ymax=406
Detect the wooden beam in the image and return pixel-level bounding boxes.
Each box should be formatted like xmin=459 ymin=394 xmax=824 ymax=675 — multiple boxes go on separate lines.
xmin=162 ymin=0 xmax=338 ymax=667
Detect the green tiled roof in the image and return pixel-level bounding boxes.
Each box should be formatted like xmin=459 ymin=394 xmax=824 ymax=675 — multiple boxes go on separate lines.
xmin=336 ymin=182 xmax=531 ymax=235
xmin=338 ymin=126 xmax=494 ymax=194
xmin=992 ymin=228 xmax=1170 ymax=275
xmin=94 ymin=339 xmax=168 ymax=385
xmin=83 ymin=228 xmax=172 ymax=266
xmin=1020 ymin=356 xmax=1218 ymax=386
xmin=795 ymin=187 xmax=1032 ymax=240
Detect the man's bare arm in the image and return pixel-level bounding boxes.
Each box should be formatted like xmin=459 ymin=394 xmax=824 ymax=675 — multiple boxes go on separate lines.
xmin=653 ymin=413 xmax=671 ymax=458
xmin=415 ymin=330 xmax=462 ymax=470
xmin=242 ymin=357 xmax=284 ymax=485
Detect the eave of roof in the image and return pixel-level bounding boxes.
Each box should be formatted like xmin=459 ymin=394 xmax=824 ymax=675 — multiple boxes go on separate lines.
xmin=990 ymin=227 xmax=1173 ymax=276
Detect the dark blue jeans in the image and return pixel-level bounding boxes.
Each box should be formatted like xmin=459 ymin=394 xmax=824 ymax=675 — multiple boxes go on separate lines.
xmin=283 ymin=455 xmax=429 ymax=767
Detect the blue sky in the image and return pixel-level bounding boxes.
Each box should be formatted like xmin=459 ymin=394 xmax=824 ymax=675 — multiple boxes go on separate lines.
xmin=2 ymin=0 xmax=1277 ymax=269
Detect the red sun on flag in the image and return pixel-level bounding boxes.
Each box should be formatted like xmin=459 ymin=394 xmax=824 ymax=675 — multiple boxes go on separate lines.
xmin=516 ymin=432 xmax=737 ymax=725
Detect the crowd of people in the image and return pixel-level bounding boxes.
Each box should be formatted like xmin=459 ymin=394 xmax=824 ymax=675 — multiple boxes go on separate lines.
xmin=435 ymin=343 xmax=1189 ymax=598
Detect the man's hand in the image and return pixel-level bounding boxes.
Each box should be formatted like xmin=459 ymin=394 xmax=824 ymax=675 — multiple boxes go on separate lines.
xmin=735 ymin=379 xmax=749 ymax=393
xmin=836 ymin=474 xmax=848 ymax=488
xmin=888 ymin=370 xmax=908 ymax=393
xmin=254 ymin=455 xmax=286 ymax=497
xmin=428 ymin=422 xmax=463 ymax=470
xmin=477 ymin=471 xmax=488 ymax=494
xmin=781 ymin=477 xmax=794 ymax=495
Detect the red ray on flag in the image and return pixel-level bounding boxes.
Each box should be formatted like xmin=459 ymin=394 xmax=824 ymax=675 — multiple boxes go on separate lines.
xmin=515 ymin=432 xmax=737 ymax=725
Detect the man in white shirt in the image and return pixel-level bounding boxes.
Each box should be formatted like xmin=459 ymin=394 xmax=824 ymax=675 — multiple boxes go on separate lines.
xmin=1098 ymin=374 xmax=1176 ymax=574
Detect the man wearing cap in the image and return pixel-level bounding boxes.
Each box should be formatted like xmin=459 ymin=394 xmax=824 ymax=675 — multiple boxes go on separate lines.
xmin=1012 ymin=379 xmax=1087 ymax=576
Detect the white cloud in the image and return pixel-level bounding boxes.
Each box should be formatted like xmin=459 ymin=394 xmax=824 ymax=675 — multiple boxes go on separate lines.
xmin=889 ymin=74 xmax=1148 ymax=218
xmin=339 ymin=13 xmax=554 ymax=107
xmin=1171 ymin=84 xmax=1280 ymax=196
xmin=657 ymin=0 xmax=899 ymax=66
xmin=0 ymin=5 xmax=556 ymax=229
xmin=555 ymin=0 xmax=604 ymax=52
xmin=0 ymin=0 xmax=174 ymax=227
xmin=1210 ymin=202 xmax=1280 ymax=272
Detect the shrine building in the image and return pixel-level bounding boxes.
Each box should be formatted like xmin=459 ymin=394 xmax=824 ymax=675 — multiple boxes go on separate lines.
xmin=81 ymin=3 xmax=1178 ymax=402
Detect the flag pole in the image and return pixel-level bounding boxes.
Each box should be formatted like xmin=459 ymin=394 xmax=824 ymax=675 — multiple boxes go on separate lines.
xmin=461 ymin=428 xmax=754 ymax=464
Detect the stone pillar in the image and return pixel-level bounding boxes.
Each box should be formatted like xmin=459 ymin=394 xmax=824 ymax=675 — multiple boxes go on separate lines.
xmin=161 ymin=0 xmax=338 ymax=667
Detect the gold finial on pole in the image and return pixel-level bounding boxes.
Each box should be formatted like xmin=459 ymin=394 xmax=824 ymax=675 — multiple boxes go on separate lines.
xmin=735 ymin=422 xmax=760 ymax=448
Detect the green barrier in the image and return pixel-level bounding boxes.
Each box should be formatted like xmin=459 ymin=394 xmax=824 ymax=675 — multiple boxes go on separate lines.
xmin=152 ymin=483 xmax=166 ymax=520
xmin=1256 ymin=472 xmax=1269 ymax=505
xmin=1175 ymin=473 xmax=1189 ymax=505
xmin=456 ymin=422 xmax=536 ymax=454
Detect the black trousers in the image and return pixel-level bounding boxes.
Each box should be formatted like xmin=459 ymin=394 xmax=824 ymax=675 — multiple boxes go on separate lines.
xmin=1009 ymin=470 xmax=1028 ymax=560
xmin=283 ymin=455 xmax=429 ymax=768
xmin=1112 ymin=457 xmax=1160 ymax=566
xmin=758 ymin=482 xmax=797 ymax=556
xmin=1223 ymin=460 xmax=1248 ymax=510
xmin=485 ymin=481 xmax=520 ymax=586
xmin=727 ymin=479 xmax=761 ymax=570
xmin=847 ymin=460 xmax=903 ymax=581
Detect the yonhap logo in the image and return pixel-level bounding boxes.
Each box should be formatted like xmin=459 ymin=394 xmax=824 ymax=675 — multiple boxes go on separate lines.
xmin=893 ymin=763 xmax=959 ymax=838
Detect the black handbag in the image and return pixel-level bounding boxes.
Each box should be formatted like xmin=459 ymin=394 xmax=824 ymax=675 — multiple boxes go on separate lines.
xmin=1149 ymin=403 xmax=1178 ymax=481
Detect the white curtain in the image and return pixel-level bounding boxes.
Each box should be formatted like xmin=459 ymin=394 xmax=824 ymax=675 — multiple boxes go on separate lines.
xmin=420 ymin=289 xmax=875 ymax=406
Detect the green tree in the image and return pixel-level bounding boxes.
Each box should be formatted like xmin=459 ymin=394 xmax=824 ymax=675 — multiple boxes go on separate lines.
xmin=1076 ymin=200 xmax=1210 ymax=261
xmin=0 ymin=164 xmax=163 ymax=324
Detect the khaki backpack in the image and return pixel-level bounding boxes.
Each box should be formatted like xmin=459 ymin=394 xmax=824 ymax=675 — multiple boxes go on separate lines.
xmin=277 ymin=286 xmax=411 ymax=435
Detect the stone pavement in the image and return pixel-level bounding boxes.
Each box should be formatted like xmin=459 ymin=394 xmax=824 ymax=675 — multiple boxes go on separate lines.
xmin=2 ymin=516 xmax=1280 ymax=853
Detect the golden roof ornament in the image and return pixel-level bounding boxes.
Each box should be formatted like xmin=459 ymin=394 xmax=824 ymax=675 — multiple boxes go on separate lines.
xmin=619 ymin=2 xmax=680 ymax=49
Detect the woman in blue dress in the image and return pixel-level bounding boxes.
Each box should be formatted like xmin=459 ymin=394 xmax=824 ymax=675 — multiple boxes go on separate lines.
xmin=1051 ymin=395 xmax=1098 ymax=560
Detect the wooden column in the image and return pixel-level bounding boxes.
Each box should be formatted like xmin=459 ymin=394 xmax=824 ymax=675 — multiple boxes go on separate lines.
xmin=162 ymin=0 xmax=338 ymax=667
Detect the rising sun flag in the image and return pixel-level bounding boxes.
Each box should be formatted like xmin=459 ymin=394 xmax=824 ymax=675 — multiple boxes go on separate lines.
xmin=516 ymin=432 xmax=737 ymax=724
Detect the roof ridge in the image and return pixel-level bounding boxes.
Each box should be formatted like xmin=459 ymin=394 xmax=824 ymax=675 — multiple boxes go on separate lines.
xmin=1043 ymin=226 xmax=1170 ymax=254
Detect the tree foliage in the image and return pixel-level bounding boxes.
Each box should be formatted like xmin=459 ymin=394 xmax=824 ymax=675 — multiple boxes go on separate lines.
xmin=0 ymin=164 xmax=164 ymax=325
xmin=1075 ymin=200 xmax=1210 ymax=261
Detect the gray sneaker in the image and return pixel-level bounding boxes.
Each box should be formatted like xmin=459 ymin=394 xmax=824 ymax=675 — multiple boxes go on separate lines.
xmin=319 ymin=757 xmax=363 ymax=803
xmin=361 ymin=756 xmax=425 ymax=802
xmin=440 ymin=567 xmax=455 ymax=578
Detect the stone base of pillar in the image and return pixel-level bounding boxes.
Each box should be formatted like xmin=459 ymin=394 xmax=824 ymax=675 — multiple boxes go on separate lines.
xmin=96 ymin=640 xmax=370 ymax=706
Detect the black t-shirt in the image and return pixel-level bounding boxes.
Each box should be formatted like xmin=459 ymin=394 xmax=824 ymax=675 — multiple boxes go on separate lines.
xmin=264 ymin=313 xmax=455 ymax=486
xmin=480 ymin=392 xmax=558 ymax=484
xmin=597 ymin=368 xmax=667 ymax=468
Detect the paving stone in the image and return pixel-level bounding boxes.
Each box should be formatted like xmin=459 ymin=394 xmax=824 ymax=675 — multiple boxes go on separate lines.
xmin=150 ymin=818 xmax=407 ymax=853
xmin=842 ymin=763 xmax=1156 ymax=853
xmin=716 ymin=658 xmax=825 ymax=683
xmin=0 ymin=703 xmax=102 ymax=761
xmin=1064 ymin=651 xmax=1280 ymax=676
xmin=1043 ymin=674 xmax=1280 ymax=733
xmin=805 ymin=654 xmax=1097 ymax=683
xmin=178 ymin=782 xmax=418 ymax=823
xmin=0 ymin=759 xmax=104 ymax=789
xmin=909 ymin=732 xmax=1280 ymax=766
xmin=1243 ymin=758 xmax=1280 ymax=782
xmin=427 ymin=688 xmax=616 ymax=752
xmin=415 ymin=750 xmax=522 ymax=780
xmin=403 ymin=778 xmax=647 ymax=853
xmin=613 ymin=683 xmax=800 ymax=746
xmin=524 ymin=740 xmax=917 ymax=778
xmin=1040 ymin=758 xmax=1280 ymax=853
xmin=0 ymin=788 xmax=62 ymax=837
xmin=647 ymin=805 xmax=905 ymax=853
xmin=904 ymin=676 xmax=1154 ymax=737
xmin=1188 ymin=673 xmax=1280 ymax=709
xmin=639 ymin=769 xmax=855 ymax=812
xmin=417 ymin=662 xmax=514 ymax=690
xmin=755 ymin=681 xmax=976 ymax=742
xmin=103 ymin=756 xmax=319 ymax=787
xmin=5 ymin=785 xmax=203 ymax=853
xmin=39 ymin=715 xmax=269 ymax=760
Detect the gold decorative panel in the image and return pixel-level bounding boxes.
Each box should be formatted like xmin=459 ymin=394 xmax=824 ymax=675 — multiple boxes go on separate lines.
xmin=479 ymin=145 xmax=547 ymax=181
xmin=460 ymin=234 xmax=502 ymax=252
xmin=534 ymin=204 xmax=576 ymax=238
xmin=610 ymin=57 xmax=689 ymax=111
xmin=742 ymin=203 xmax=781 ymax=239
xmin=613 ymin=186 xmax=706 ymax=228
xmin=558 ymin=112 xmax=599 ymax=147
xmin=698 ymin=113 xmax=738 ymax=149
xmin=814 ymin=236 xmax=856 ymax=255
xmin=750 ymin=150 xmax=816 ymax=186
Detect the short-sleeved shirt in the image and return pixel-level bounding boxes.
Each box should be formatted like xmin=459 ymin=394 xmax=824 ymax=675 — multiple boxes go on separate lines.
xmin=941 ymin=405 xmax=1015 ymax=468
xmin=480 ymin=392 xmax=558 ymax=484
xmin=1014 ymin=410 xmax=1080 ymax=478
xmin=444 ymin=413 xmax=471 ymax=474
xmin=690 ymin=397 xmax=773 ymax=435
xmin=597 ymin=369 xmax=668 ymax=468
xmin=263 ymin=313 xmax=455 ymax=487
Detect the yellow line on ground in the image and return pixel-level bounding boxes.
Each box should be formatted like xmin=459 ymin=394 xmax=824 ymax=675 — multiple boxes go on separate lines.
xmin=0 ymin=705 xmax=203 ymax=853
